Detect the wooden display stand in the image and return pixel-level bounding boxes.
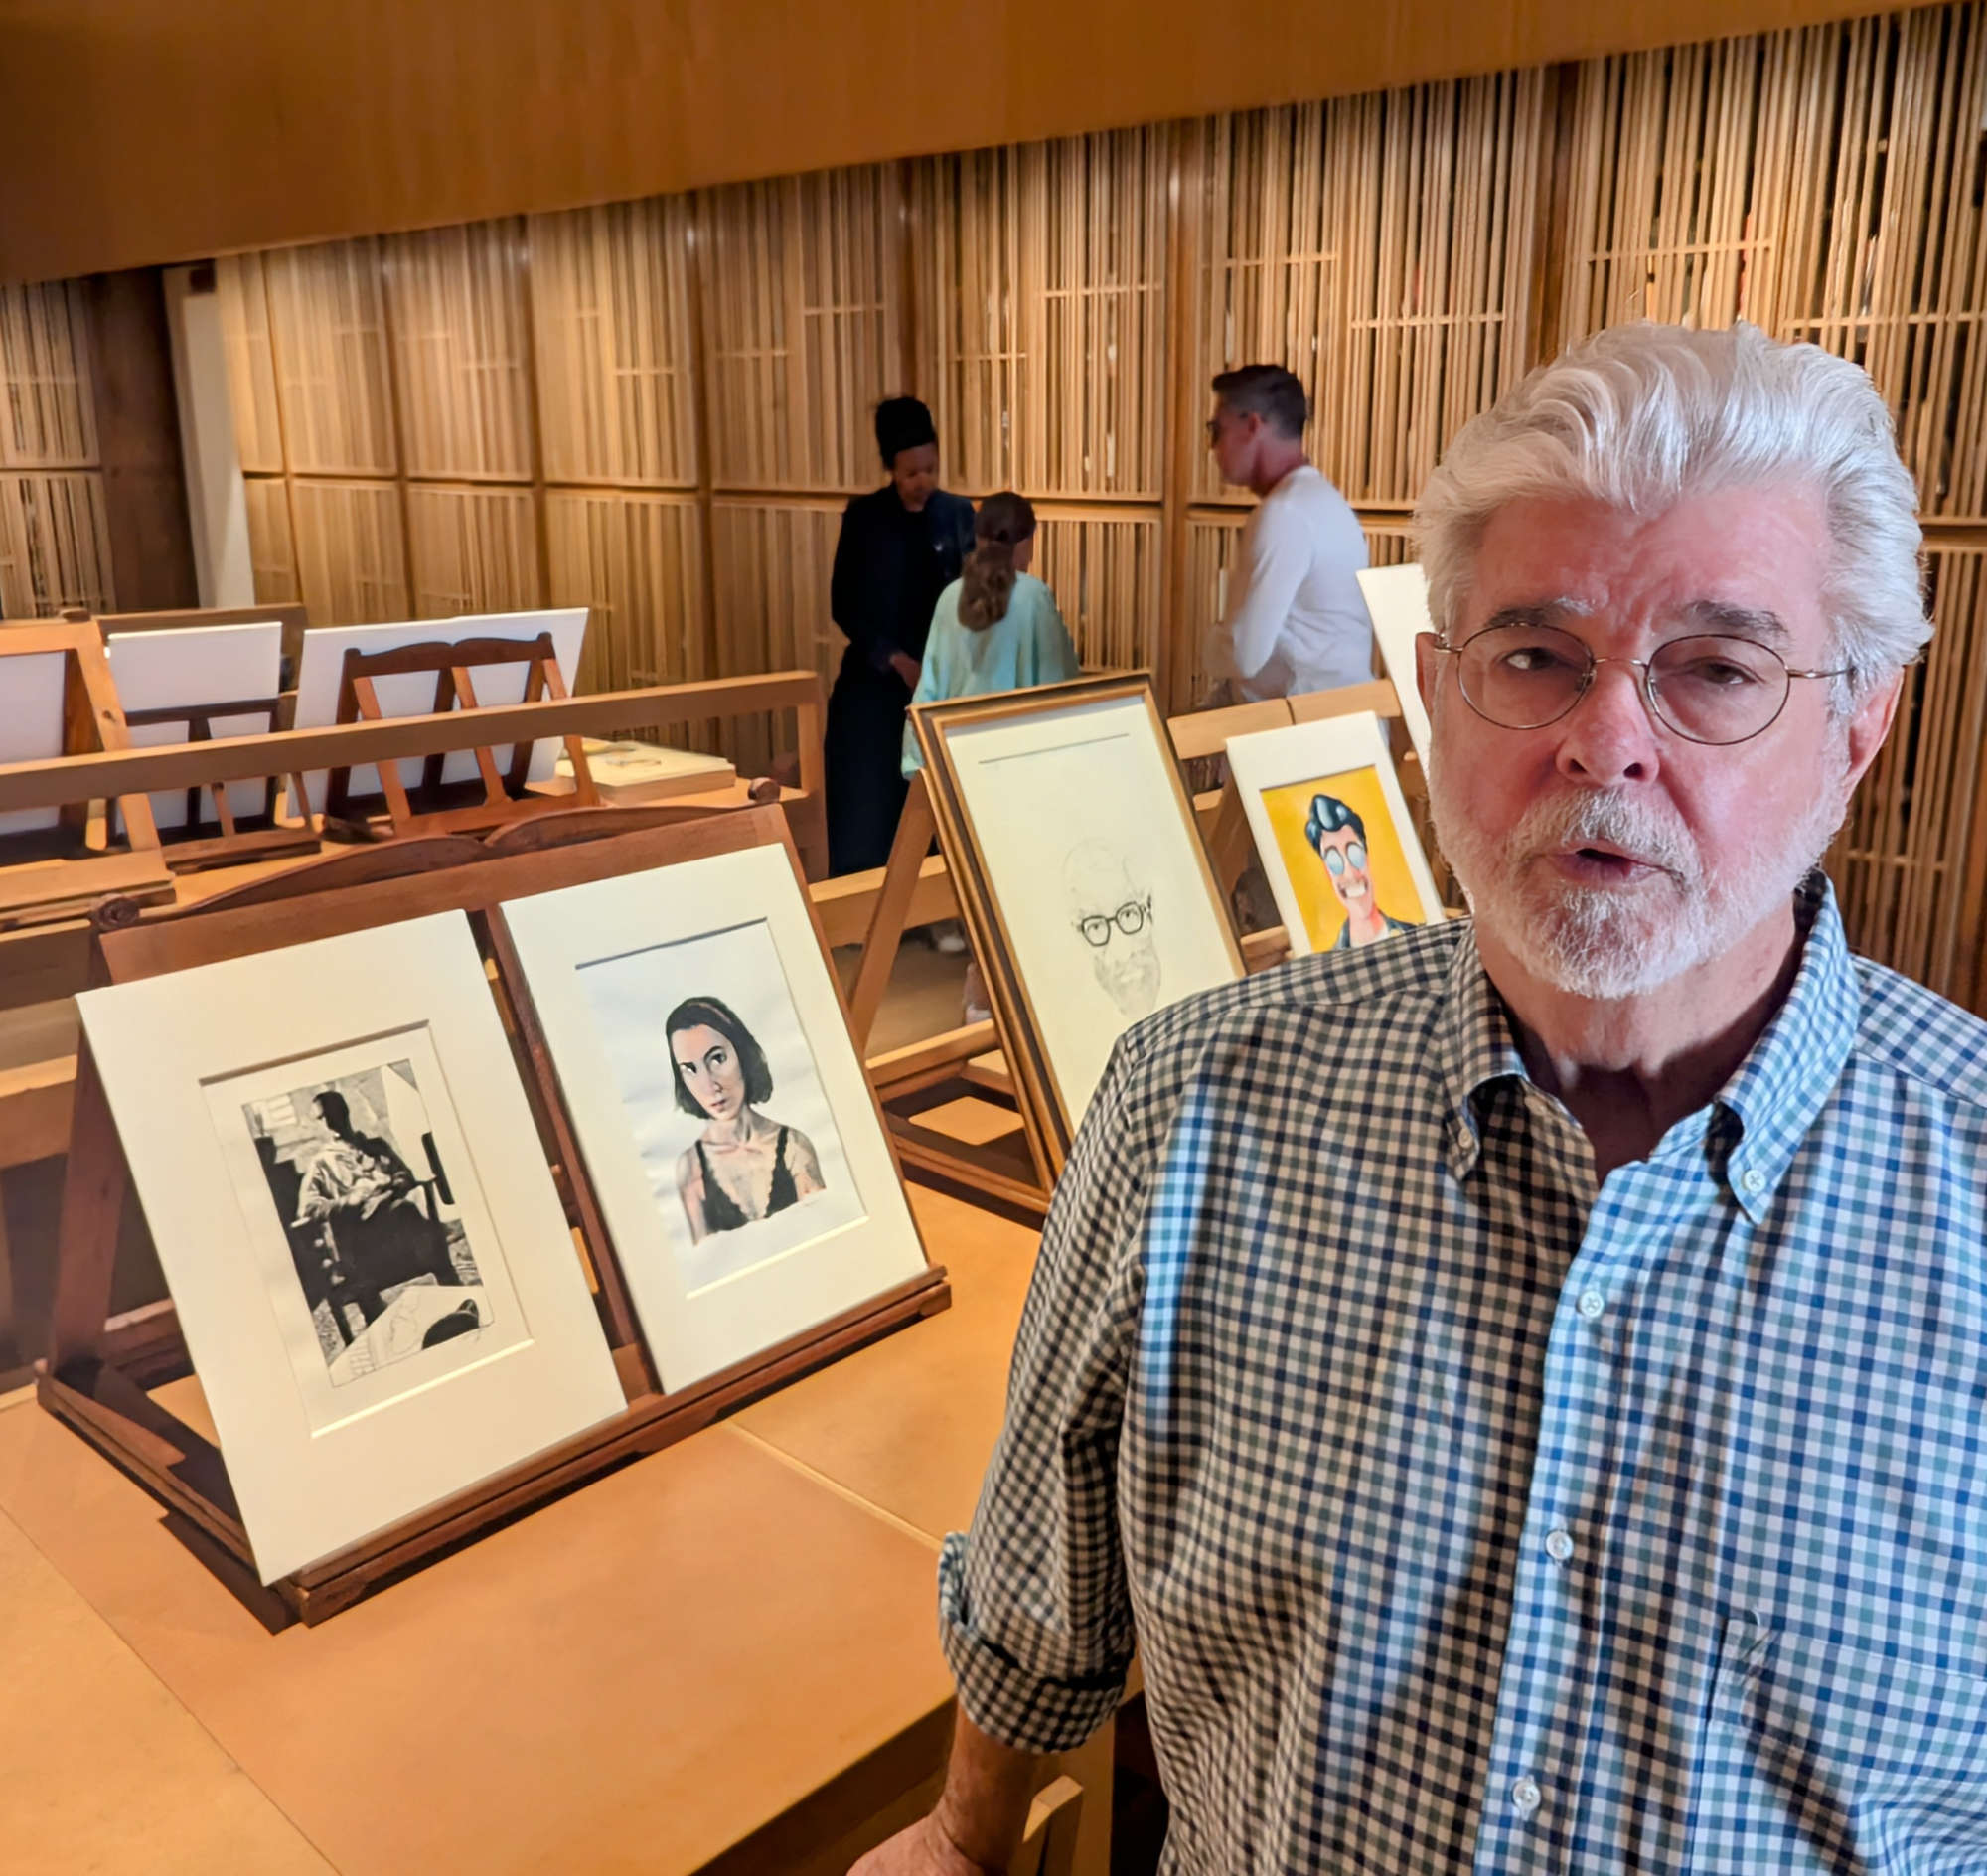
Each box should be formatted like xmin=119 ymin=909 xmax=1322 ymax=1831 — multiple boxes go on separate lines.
xmin=118 ymin=689 xmax=318 ymax=874
xmin=323 ymin=631 xmax=600 ymax=838
xmin=38 ymin=808 xmax=949 ymax=1626
xmin=847 ymin=773 xmax=1054 ymax=1218
xmin=0 ymin=618 xmax=173 ymax=929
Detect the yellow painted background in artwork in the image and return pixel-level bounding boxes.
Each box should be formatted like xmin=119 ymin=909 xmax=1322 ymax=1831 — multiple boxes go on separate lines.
xmin=1260 ymin=765 xmax=1428 ymax=952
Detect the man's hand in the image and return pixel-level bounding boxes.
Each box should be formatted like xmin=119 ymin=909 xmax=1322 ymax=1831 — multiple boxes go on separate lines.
xmin=890 ymin=651 xmax=922 ymax=691
xmin=849 ymin=1709 xmax=1041 ymax=1875
xmin=848 ymin=1812 xmax=995 ymax=1875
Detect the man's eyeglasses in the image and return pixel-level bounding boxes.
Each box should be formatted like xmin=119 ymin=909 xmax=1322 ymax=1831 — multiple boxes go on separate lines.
xmin=1074 ymin=896 xmax=1153 ymax=948
xmin=1320 ymin=841 xmax=1367 ymax=875
xmin=1433 ymin=622 xmax=1851 ymax=746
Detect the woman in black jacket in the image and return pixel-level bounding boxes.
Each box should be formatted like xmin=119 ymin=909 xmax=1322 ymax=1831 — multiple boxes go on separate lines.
xmin=824 ymin=396 xmax=977 ymax=874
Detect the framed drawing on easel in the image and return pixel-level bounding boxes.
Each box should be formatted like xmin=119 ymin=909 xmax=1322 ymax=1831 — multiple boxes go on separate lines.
xmin=1225 ymin=710 xmax=1444 ymax=957
xmin=500 ymin=842 xmax=930 ymax=1388
xmin=75 ymin=911 xmax=628 ymax=1585
xmin=910 ymin=675 xmax=1245 ymax=1174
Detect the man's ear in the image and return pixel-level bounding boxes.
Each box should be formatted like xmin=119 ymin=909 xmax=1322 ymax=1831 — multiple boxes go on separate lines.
xmin=1414 ymin=630 xmax=1440 ymax=721
xmin=1843 ymin=666 xmax=1906 ymax=793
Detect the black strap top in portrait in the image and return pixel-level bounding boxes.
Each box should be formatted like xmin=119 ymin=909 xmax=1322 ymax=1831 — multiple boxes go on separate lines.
xmin=695 ymin=1125 xmax=798 ymax=1233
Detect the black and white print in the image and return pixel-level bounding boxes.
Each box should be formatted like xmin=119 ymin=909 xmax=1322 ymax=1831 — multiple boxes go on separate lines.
xmin=242 ymin=1058 xmax=492 ymax=1386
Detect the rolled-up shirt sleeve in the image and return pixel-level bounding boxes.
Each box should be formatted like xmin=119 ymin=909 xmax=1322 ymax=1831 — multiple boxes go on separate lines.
xmin=937 ymin=1035 xmax=1150 ymax=1752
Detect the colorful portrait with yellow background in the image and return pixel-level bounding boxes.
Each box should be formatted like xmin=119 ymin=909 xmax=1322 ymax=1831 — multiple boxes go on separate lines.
xmin=1258 ymin=765 xmax=1428 ymax=953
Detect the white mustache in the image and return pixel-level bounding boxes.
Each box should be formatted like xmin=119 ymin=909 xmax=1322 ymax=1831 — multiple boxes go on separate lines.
xmin=1511 ymin=790 xmax=1699 ymax=882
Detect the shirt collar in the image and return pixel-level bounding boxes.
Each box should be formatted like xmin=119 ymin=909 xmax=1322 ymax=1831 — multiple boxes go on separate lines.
xmin=1711 ymin=871 xmax=1860 ymax=1219
xmin=1434 ymin=872 xmax=1861 ymax=1212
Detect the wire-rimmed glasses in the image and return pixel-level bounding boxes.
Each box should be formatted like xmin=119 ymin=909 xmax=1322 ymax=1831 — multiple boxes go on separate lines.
xmin=1073 ymin=895 xmax=1153 ymax=948
xmin=1433 ymin=622 xmax=1850 ymax=746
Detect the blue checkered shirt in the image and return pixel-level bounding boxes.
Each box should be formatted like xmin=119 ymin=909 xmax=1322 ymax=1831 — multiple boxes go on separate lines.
xmin=939 ymin=877 xmax=1987 ymax=1872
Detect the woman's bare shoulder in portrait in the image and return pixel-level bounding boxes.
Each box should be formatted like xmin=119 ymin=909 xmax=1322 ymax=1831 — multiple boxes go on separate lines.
xmin=676 ymin=1143 xmax=708 ymax=1242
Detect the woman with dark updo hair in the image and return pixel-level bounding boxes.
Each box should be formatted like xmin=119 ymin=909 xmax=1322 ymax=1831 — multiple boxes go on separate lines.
xmin=665 ymin=995 xmax=826 ymax=1243
xmin=824 ymin=396 xmax=977 ymax=875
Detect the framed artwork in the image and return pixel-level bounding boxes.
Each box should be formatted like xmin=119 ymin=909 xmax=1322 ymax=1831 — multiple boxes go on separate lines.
xmin=289 ymin=608 xmax=588 ymax=814
xmin=1355 ymin=563 xmax=1435 ymax=767
xmin=1226 ymin=710 xmax=1445 ymax=957
xmin=106 ymin=619 xmax=283 ymax=831
xmin=912 ymin=675 xmax=1245 ymax=1162
xmin=76 ymin=911 xmax=626 ymax=1584
xmin=500 ymin=842 xmax=929 ymax=1388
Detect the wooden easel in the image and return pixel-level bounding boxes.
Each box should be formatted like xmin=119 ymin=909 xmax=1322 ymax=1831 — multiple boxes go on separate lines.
xmin=323 ymin=631 xmax=600 ymax=838
xmin=39 ymin=808 xmax=949 ymax=1626
xmin=0 ymin=618 xmax=173 ymax=929
xmin=118 ymin=691 xmax=318 ymax=873
xmin=847 ymin=773 xmax=1055 ymax=1218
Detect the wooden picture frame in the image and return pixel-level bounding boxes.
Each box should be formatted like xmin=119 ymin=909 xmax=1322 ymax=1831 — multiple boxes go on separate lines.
xmin=910 ymin=674 xmax=1245 ymax=1176
xmin=39 ymin=809 xmax=949 ymax=1625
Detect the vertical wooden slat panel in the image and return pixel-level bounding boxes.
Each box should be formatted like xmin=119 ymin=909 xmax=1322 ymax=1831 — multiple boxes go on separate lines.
xmin=264 ymin=239 xmax=399 ymax=476
xmin=0 ymin=472 xmax=115 ymax=616
xmin=0 ymin=282 xmax=98 ymax=468
xmin=406 ymin=484 xmax=541 ymax=617
xmin=699 ymin=167 xmax=904 ymax=492
xmin=290 ymin=478 xmax=410 ymax=624
xmin=708 ymin=498 xmax=842 ymax=768
xmin=242 ymin=475 xmax=300 ymax=604
xmin=545 ymin=489 xmax=707 ymax=698
xmin=918 ymin=130 xmax=1171 ymax=499
xmin=529 ymin=199 xmax=699 ymax=487
xmin=384 ymin=221 xmax=535 ymax=482
xmin=1033 ymin=507 xmax=1164 ymax=670
xmin=213 ymin=255 xmax=286 ymax=476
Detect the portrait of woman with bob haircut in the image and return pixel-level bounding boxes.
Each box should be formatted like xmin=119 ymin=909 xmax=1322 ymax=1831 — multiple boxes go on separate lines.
xmin=665 ymin=995 xmax=827 ymax=1243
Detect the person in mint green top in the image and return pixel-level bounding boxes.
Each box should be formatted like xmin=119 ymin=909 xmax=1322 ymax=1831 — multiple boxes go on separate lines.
xmin=901 ymin=492 xmax=1081 ymax=777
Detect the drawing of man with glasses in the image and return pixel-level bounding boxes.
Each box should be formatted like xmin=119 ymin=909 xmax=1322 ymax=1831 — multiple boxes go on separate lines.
xmin=1303 ymin=791 xmax=1420 ymax=950
xmin=1063 ymin=841 xmax=1161 ymax=1019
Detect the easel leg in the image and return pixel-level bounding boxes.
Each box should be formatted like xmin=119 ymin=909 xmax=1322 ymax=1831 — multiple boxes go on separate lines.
xmin=847 ymin=772 xmax=937 ymax=1055
xmin=48 ymin=1038 xmax=128 ymax=1376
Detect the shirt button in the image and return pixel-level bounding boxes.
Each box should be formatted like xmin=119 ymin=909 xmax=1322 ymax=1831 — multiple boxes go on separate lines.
xmin=1544 ymin=1528 xmax=1575 ymax=1563
xmin=1741 ymin=1168 xmax=1766 ymax=1194
xmin=1511 ymin=1776 xmax=1543 ymax=1816
xmin=1577 ymin=1287 xmax=1606 ymax=1320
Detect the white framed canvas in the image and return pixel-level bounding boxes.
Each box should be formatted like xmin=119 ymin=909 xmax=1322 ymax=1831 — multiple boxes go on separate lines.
xmin=914 ymin=677 xmax=1245 ymax=1143
xmin=289 ymin=608 xmax=588 ymax=814
xmin=1227 ymin=710 xmax=1445 ymax=957
xmin=501 ymin=843 xmax=928 ymax=1389
xmin=0 ymin=648 xmax=65 ymax=838
xmin=106 ymin=620 xmax=283 ymax=832
xmin=1355 ymin=563 xmax=1435 ymax=767
xmin=76 ymin=912 xmax=625 ymax=1584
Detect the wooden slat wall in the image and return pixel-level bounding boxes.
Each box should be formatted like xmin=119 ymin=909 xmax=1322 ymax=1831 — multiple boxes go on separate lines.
xmin=0 ymin=282 xmax=115 ymax=614
xmin=290 ymin=478 xmax=409 ymax=625
xmin=406 ymin=483 xmax=541 ymax=618
xmin=205 ymin=1 xmax=1987 ymax=1004
xmin=545 ymin=489 xmax=706 ymax=695
xmin=213 ymin=255 xmax=285 ymax=476
xmin=530 ymin=199 xmax=699 ymax=489
xmin=700 ymin=167 xmax=907 ymax=494
xmin=385 ymin=222 xmax=536 ymax=483
xmin=262 ymin=239 xmax=398 ymax=476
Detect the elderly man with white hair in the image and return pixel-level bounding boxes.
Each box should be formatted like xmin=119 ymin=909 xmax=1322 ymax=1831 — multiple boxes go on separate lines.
xmin=855 ymin=323 xmax=1987 ymax=1875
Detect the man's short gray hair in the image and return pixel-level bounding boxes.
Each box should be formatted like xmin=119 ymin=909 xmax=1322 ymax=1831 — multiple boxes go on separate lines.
xmin=1414 ymin=322 xmax=1928 ymax=696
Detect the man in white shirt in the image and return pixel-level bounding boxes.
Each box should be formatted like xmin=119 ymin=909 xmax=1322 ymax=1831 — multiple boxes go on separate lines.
xmin=1202 ymin=364 xmax=1374 ymax=700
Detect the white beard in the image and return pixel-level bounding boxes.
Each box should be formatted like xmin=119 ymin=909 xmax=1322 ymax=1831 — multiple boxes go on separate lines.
xmin=1427 ymin=742 xmax=1849 ymax=999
